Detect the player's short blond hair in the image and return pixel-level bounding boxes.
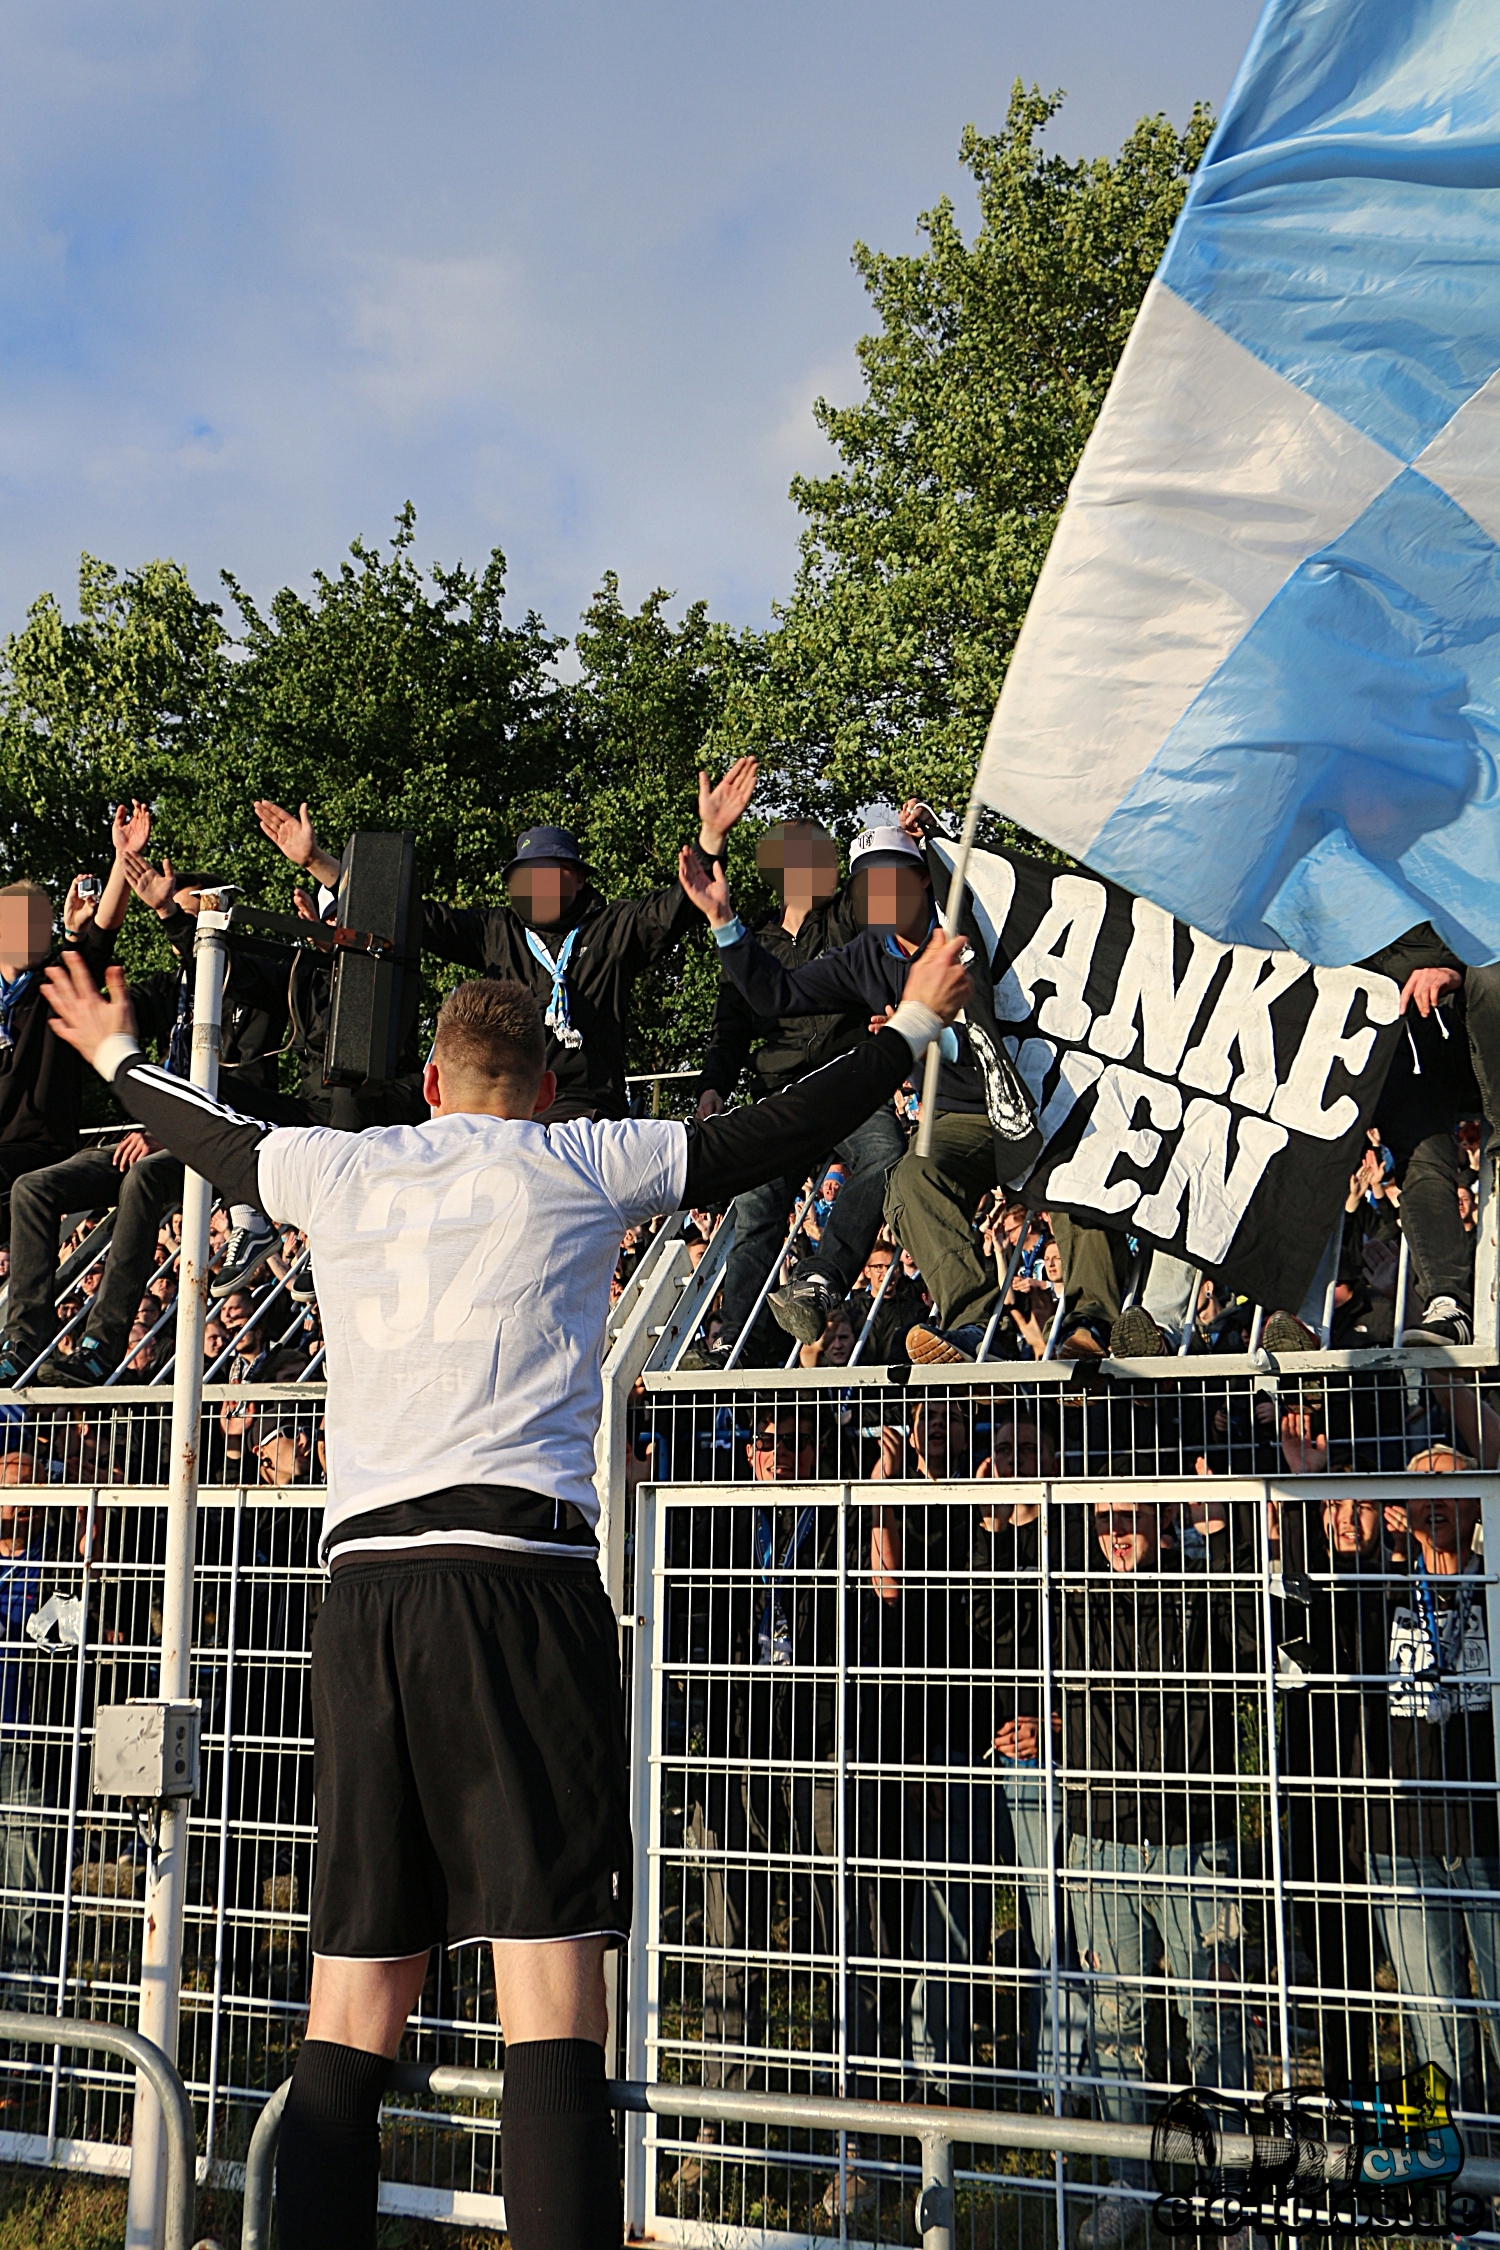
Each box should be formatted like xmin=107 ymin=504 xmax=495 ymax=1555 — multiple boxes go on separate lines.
xmin=433 ymin=978 xmax=547 ymax=1088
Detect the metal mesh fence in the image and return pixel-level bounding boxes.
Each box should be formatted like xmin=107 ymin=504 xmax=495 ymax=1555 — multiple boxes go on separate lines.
xmin=0 ymin=1389 xmax=503 ymax=2222
xmin=0 ymin=1366 xmax=1494 ymax=2244
xmin=623 ymin=1366 xmax=1500 ymax=2245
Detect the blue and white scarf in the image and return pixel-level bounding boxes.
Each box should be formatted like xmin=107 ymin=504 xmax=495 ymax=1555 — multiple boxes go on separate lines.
xmin=0 ymin=969 xmax=39 ymax=1054
xmin=523 ymin=926 xmax=584 ymax=1050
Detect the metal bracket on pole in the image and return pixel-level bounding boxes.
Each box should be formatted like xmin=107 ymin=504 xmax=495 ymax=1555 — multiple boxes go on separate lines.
xmin=124 ymin=899 xmax=226 ymax=2250
xmin=917 ymin=2131 xmax=955 ymax=2250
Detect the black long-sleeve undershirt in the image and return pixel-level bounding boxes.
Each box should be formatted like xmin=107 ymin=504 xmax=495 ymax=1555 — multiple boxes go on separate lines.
xmin=678 ymin=1026 xmax=912 ymax=1204
xmin=99 ymin=1025 xmax=916 ymax=1220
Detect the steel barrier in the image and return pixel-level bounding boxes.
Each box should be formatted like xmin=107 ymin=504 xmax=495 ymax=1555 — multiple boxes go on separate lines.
xmin=0 ymin=2010 xmax=195 ymax=2250
xmin=620 ymin=1463 xmax=1500 ymax=2241
xmin=239 ymin=2062 xmax=1500 ymax=2250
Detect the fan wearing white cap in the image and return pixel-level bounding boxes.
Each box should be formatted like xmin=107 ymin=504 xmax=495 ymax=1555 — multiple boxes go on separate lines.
xmin=677 ymin=804 xmax=1012 ymax=1363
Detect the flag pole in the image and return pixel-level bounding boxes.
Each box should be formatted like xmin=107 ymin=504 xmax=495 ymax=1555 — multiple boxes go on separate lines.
xmin=914 ymin=788 xmax=983 ymax=1161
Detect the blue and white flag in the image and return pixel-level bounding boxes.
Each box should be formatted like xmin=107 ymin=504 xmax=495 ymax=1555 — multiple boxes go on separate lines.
xmin=975 ymin=0 xmax=1500 ymax=968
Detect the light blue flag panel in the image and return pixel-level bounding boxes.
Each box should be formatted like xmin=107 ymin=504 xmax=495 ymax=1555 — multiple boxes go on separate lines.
xmin=975 ymin=0 xmax=1500 ymax=966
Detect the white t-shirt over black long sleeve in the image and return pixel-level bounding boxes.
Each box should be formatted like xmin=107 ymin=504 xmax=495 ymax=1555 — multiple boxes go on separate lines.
xmin=89 ymin=1002 xmax=943 ymax=1563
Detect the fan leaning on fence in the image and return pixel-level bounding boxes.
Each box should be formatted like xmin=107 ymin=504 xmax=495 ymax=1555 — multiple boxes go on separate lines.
xmin=40 ymin=939 xmax=970 ymax=2250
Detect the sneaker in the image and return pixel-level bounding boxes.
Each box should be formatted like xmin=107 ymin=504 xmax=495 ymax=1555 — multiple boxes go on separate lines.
xmin=767 ymin=1272 xmax=840 ymax=1345
xmin=906 ymin=1321 xmax=985 ymax=1364
xmin=53 ymin=1337 xmax=117 ymax=1388
xmin=287 ymin=1262 xmax=316 ymax=1304
xmin=212 ymin=1212 xmax=277 ymax=1298
xmin=1058 ymin=1314 xmax=1112 ymax=1360
xmin=669 ymin=2132 xmax=717 ymax=2201
xmin=1077 ymin=2197 xmax=1147 ymax=2250
xmin=1263 ymin=1309 xmax=1319 ymax=1355
xmin=1109 ymin=1306 xmax=1169 ymax=1358
xmin=1402 ymin=1294 xmax=1474 ymax=1347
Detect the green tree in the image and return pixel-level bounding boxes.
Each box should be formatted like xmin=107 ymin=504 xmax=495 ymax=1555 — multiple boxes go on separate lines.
xmin=0 ymin=555 xmax=226 ymax=974
xmin=733 ymin=85 xmax=1214 ymax=827
xmin=210 ymin=503 xmax=569 ymax=914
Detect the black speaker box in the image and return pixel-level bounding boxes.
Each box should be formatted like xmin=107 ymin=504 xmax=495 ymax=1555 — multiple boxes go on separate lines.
xmin=324 ymin=831 xmax=421 ymax=1086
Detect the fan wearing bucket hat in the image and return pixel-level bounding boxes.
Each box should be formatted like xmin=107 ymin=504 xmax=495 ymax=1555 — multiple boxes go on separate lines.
xmin=694 ymin=819 xmax=908 ymax=1361
xmin=677 ymin=802 xmax=1035 ymax=1363
xmin=255 ymin=761 xmax=758 ymax=1123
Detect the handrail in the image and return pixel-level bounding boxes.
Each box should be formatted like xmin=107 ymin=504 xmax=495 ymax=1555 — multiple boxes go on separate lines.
xmin=240 ymin=2063 xmax=1500 ymax=2250
xmin=0 ymin=2011 xmax=195 ymax=2250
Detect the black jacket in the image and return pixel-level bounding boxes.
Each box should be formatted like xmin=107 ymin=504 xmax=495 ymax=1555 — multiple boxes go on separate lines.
xmin=0 ymin=923 xmax=114 ymax=1153
xmin=968 ymin=1512 xmax=1043 ymax=1740
xmin=697 ymin=889 xmax=865 ymax=1101
xmin=152 ymin=913 xmax=292 ymax=1093
xmin=1364 ymin=922 xmax=1465 ymax=987
xmin=1274 ymin=1512 xmax=1389 ymax=1867
xmin=848 ymin=1270 xmax=930 ymax=1366
xmin=1050 ymin=1508 xmax=1262 ymax=1847
xmin=424 ymin=880 xmax=697 ymax=1122
xmin=715 ymin=923 xmax=985 ymax=1114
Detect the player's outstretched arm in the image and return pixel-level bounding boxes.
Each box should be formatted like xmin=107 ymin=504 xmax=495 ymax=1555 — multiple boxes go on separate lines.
xmin=680 ymin=934 xmax=970 ymax=1207
xmin=41 ymin=956 xmax=274 ymax=1212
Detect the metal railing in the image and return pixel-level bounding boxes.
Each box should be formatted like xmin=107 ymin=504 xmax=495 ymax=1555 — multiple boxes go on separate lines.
xmin=0 ymin=1367 xmax=1493 ymax=2241
xmin=0 ymin=2012 xmax=195 ymax=2250
xmin=239 ymin=2060 xmax=1500 ymax=2250
xmin=627 ymin=1070 xmax=702 ymax=1117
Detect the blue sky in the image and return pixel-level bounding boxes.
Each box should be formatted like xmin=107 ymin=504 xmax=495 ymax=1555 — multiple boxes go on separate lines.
xmin=0 ymin=0 xmax=1260 ymax=646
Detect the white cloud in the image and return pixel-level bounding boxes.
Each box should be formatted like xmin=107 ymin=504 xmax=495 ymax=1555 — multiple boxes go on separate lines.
xmin=347 ymin=253 xmax=548 ymax=422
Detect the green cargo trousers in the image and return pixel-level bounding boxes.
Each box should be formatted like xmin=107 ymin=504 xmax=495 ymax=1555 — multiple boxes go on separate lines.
xmin=883 ymin=1112 xmax=999 ymax=1332
xmin=884 ymin=1115 xmax=1132 ymax=1336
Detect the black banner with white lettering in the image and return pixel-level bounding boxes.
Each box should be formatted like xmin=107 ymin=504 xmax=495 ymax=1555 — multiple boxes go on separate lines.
xmin=930 ymin=841 xmax=1403 ymax=1313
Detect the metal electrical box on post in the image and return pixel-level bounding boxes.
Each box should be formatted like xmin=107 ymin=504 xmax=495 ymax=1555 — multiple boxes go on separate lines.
xmin=92 ymin=1701 xmax=202 ymax=1802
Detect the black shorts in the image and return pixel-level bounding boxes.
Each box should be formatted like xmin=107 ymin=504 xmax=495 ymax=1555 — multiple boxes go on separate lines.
xmin=309 ymin=1551 xmax=632 ymax=1959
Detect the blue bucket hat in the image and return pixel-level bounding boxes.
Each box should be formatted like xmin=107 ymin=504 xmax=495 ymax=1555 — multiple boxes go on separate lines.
xmin=503 ymin=825 xmax=587 ymax=879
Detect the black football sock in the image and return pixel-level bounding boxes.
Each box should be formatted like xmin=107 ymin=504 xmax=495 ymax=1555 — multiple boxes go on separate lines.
xmin=275 ymin=2037 xmax=388 ymax=2250
xmin=501 ymin=2037 xmax=621 ymax=2250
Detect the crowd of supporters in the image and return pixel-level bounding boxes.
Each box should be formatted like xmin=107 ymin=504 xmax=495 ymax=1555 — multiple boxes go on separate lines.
xmin=0 ymin=773 xmax=1494 ymax=2233
xmin=613 ymin=1105 xmax=1480 ymax=1375
xmin=0 ymin=761 xmax=1490 ymax=1391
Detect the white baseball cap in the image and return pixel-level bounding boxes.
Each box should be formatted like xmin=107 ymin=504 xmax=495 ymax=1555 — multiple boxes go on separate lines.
xmin=848 ymin=825 xmax=926 ymax=871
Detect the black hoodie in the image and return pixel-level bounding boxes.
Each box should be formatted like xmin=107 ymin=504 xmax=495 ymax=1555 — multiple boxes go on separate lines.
xmin=0 ymin=922 xmax=115 ymax=1153
xmin=424 ymin=878 xmax=698 ymax=1121
xmin=1053 ymin=1505 xmax=1263 ymax=1848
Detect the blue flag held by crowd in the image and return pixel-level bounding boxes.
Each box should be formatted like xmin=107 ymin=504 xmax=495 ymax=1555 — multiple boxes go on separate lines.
xmin=975 ymin=0 xmax=1500 ymax=969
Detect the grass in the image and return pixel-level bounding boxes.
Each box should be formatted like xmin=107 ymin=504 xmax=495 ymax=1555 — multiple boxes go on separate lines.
xmin=0 ymin=2164 xmax=511 ymax=2249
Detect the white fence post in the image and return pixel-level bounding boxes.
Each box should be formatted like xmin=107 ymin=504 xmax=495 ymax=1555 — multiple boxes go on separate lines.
xmin=124 ymin=902 xmax=225 ymax=2250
